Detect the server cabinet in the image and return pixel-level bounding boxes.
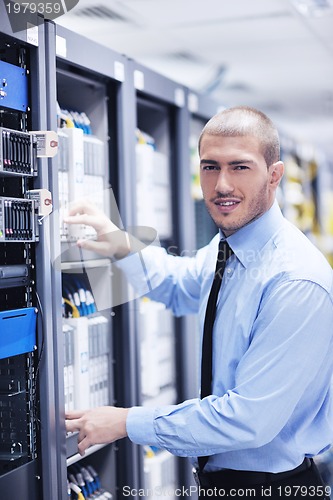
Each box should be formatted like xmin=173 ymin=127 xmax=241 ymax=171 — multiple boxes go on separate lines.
xmin=0 ymin=6 xmax=56 ymax=500
xmin=44 ymin=22 xmax=138 ymax=499
xmin=124 ymin=60 xmax=200 ymax=496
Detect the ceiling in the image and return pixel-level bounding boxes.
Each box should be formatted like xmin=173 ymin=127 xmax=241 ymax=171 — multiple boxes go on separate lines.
xmin=57 ymin=0 xmax=333 ymax=159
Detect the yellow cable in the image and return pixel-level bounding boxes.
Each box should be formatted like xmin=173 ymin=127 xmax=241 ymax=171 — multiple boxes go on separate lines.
xmin=65 ymin=117 xmax=75 ymax=128
xmin=63 ymin=298 xmax=80 ymax=318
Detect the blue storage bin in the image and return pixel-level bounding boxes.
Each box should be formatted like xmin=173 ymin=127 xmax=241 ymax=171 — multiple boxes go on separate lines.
xmin=0 ymin=307 xmax=37 ymax=359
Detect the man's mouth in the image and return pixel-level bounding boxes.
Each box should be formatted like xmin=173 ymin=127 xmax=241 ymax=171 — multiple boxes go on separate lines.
xmin=216 ymin=200 xmax=238 ymax=206
xmin=213 ymin=199 xmax=241 ymax=212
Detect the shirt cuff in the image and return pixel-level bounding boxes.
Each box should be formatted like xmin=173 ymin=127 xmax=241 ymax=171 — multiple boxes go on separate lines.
xmin=126 ymin=406 xmax=159 ymax=447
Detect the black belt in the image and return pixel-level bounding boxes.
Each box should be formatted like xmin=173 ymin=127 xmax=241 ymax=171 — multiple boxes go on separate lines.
xmin=193 ymin=458 xmax=312 ymax=488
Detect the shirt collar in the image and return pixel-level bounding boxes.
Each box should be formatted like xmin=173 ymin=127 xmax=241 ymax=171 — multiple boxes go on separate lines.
xmin=219 ymin=200 xmax=285 ymax=268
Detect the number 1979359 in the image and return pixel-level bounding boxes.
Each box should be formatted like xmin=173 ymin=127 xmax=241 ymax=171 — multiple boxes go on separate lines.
xmin=6 ymin=2 xmax=62 ymax=15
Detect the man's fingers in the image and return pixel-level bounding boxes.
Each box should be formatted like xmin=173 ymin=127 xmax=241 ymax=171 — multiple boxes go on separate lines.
xmin=66 ymin=410 xmax=85 ymax=419
xmin=65 ymin=410 xmax=86 ymax=433
xmin=77 ymin=238 xmax=101 ymax=252
xmin=64 ymin=212 xmax=119 ymax=237
xmin=77 ymin=239 xmax=114 ymax=256
xmin=63 ymin=214 xmax=89 ymax=225
xmin=78 ymin=437 xmax=90 ymax=456
xmin=64 ymin=213 xmax=105 ymax=231
xmin=65 ymin=410 xmax=92 ymax=455
xmin=77 ymin=428 xmax=93 ymax=456
xmin=67 ymin=199 xmax=101 ymax=217
xmin=65 ymin=418 xmax=81 ymax=433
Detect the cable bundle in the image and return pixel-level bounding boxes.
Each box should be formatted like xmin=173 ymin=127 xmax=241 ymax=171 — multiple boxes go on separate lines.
xmin=67 ymin=463 xmax=113 ymax=499
xmin=62 ymin=272 xmax=97 ymax=318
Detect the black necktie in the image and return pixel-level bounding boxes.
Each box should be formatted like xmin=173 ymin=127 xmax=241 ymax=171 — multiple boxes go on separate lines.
xmin=198 ymin=239 xmax=233 ymax=471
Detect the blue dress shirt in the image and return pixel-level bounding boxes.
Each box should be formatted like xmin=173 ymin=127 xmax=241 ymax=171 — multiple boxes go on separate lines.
xmin=117 ymin=201 xmax=333 ymax=473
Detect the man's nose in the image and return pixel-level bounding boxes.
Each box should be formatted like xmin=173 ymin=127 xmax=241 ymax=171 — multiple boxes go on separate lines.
xmin=215 ymin=171 xmax=234 ymax=193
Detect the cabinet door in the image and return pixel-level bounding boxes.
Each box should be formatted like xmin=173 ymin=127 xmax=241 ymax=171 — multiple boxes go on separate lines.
xmin=46 ymin=23 xmax=129 ymax=499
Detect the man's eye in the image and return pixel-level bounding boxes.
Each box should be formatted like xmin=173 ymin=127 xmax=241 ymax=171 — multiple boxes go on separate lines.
xmin=234 ymin=165 xmax=249 ymax=170
xmin=202 ymin=165 xmax=219 ymax=171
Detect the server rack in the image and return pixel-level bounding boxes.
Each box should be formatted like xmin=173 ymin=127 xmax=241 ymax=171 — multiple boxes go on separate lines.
xmin=126 ymin=60 xmax=200 ymax=495
xmin=0 ymin=5 xmax=56 ymax=500
xmin=44 ymin=22 xmax=138 ymax=499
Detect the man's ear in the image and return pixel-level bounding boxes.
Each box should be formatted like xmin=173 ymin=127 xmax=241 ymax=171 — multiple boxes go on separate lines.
xmin=269 ymin=161 xmax=284 ymax=188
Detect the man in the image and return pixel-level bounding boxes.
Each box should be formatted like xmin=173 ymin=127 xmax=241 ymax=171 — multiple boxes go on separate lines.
xmin=65 ymin=106 xmax=333 ymax=498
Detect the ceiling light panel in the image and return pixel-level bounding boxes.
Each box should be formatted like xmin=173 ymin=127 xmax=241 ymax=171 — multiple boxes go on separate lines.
xmin=290 ymin=0 xmax=333 ymax=16
xmin=117 ymin=0 xmax=291 ymax=27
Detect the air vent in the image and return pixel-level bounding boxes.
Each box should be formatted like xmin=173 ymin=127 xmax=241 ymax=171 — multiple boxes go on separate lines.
xmin=167 ymin=51 xmax=204 ymax=64
xmin=224 ymin=82 xmax=253 ymax=92
xmin=73 ymin=4 xmax=130 ymax=21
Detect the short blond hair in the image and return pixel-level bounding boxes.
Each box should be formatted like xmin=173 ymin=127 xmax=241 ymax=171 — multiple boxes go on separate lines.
xmin=199 ymin=106 xmax=280 ymax=167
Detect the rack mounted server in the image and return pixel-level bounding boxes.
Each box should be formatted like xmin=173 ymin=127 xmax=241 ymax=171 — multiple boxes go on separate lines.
xmin=0 ymin=197 xmax=39 ymax=242
xmin=0 ymin=128 xmax=37 ymax=177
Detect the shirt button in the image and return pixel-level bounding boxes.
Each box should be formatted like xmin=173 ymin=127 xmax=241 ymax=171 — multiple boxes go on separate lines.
xmin=226 ymin=268 xmax=232 ymax=274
